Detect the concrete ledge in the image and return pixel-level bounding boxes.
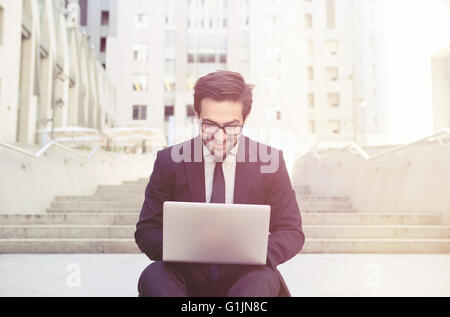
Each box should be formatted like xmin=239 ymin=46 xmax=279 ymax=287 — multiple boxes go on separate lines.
xmin=1 ymin=254 xmax=449 ymax=296
xmin=2 ymin=224 xmax=449 ymax=239
xmin=1 ymin=238 xmax=450 ymax=253
xmin=0 ymin=213 xmax=443 ymax=225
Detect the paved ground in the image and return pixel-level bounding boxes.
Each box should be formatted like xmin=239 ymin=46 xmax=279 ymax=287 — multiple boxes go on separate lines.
xmin=0 ymin=254 xmax=449 ymax=297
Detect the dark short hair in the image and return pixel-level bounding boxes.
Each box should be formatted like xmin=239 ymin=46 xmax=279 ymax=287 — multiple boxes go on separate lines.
xmin=194 ymin=70 xmax=254 ymax=121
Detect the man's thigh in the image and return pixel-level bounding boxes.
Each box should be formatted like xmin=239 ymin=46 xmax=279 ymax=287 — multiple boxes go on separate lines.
xmin=167 ymin=262 xmax=212 ymax=297
xmin=214 ymin=264 xmax=280 ymax=297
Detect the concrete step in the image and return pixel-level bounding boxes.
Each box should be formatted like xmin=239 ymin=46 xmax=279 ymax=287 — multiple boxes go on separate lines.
xmin=2 ymin=225 xmax=449 ymax=239
xmin=94 ymin=190 xmax=145 ymax=196
xmin=296 ymin=196 xmax=350 ymax=202
xmin=47 ymin=208 xmax=140 ymax=213
xmin=47 ymin=207 xmax=356 ymax=214
xmin=1 ymin=238 xmax=449 ymax=253
xmin=54 ymin=195 xmax=144 ymax=202
xmin=50 ymin=201 xmax=144 ymax=209
xmin=0 ymin=212 xmax=443 ymax=226
xmin=304 ymin=225 xmax=450 ymax=239
xmin=302 ymin=239 xmax=450 ymax=253
xmin=0 ymin=239 xmax=140 ymax=253
xmin=0 ymin=225 xmax=134 ymax=239
xmin=302 ymin=213 xmax=442 ymax=225
xmin=54 ymin=195 xmax=350 ymax=202
xmin=96 ymin=185 xmax=146 ymax=191
xmin=122 ymin=180 xmax=148 ymax=185
xmin=50 ymin=200 xmax=353 ymax=210
xmin=0 ymin=214 xmax=139 ymax=225
xmin=300 ymin=207 xmax=357 ymax=214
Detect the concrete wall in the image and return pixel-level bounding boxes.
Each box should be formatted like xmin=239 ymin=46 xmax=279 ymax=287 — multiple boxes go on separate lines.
xmin=0 ymin=146 xmax=155 ymax=214
xmin=292 ymin=141 xmax=450 ymax=224
xmin=0 ymin=0 xmax=117 ymax=147
xmin=0 ymin=0 xmax=22 ymax=144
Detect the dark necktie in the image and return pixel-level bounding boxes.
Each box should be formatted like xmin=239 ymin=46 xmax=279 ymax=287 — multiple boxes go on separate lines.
xmin=210 ymin=162 xmax=225 ymax=204
xmin=208 ymin=161 xmax=225 ymax=282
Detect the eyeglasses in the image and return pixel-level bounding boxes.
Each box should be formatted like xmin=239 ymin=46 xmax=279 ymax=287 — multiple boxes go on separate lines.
xmin=200 ymin=119 xmax=244 ymax=136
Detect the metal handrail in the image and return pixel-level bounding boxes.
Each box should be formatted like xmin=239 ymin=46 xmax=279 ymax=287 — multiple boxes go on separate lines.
xmin=0 ymin=139 xmax=100 ymax=161
xmin=296 ymin=128 xmax=450 ymax=163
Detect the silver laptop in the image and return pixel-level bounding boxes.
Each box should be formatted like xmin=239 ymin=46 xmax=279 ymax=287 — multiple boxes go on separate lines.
xmin=163 ymin=201 xmax=271 ymax=266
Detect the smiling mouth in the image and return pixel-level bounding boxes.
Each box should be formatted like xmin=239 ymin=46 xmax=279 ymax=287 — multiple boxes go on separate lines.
xmin=211 ymin=141 xmax=233 ymax=148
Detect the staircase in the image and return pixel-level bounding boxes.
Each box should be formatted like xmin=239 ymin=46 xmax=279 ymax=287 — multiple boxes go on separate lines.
xmin=0 ymin=182 xmax=449 ymax=253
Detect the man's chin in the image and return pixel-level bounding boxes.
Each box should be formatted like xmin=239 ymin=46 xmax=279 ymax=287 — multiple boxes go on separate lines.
xmin=212 ymin=148 xmax=228 ymax=160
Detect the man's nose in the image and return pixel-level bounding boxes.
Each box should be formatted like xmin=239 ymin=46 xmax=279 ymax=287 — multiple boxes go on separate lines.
xmin=214 ymin=129 xmax=226 ymax=142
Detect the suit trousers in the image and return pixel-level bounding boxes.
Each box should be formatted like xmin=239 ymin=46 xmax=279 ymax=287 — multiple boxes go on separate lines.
xmin=138 ymin=261 xmax=280 ymax=297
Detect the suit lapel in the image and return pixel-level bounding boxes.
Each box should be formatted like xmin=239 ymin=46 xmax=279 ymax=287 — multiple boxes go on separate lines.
xmin=184 ymin=136 xmax=206 ymax=203
xmin=233 ymin=135 xmax=255 ymax=204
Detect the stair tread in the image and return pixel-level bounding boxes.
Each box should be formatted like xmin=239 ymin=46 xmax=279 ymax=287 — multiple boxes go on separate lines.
xmin=2 ymin=238 xmax=450 ymax=242
xmin=0 ymin=238 xmax=135 ymax=241
xmin=0 ymin=224 xmax=450 ymax=229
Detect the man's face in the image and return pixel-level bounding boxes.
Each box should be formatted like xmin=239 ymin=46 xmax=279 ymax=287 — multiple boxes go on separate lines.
xmin=196 ymin=98 xmax=245 ymax=161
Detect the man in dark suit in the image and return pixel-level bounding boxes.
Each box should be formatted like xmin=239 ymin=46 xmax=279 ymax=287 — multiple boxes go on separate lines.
xmin=135 ymin=71 xmax=305 ymax=297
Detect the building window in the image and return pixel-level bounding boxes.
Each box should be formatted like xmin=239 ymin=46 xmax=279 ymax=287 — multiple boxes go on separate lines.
xmin=198 ymin=53 xmax=206 ymax=63
xmin=101 ymin=11 xmax=109 ymax=26
xmin=308 ymin=93 xmax=314 ymax=108
xmin=133 ymin=44 xmax=148 ymax=61
xmin=326 ymin=67 xmax=338 ymax=81
xmin=266 ymin=46 xmax=281 ymax=62
xmin=187 ymin=53 xmax=194 ymax=63
xmin=165 ymin=46 xmax=176 ymax=62
xmin=239 ymin=47 xmax=249 ymax=62
xmin=186 ymin=78 xmax=196 ymax=91
xmin=165 ymin=0 xmax=176 ymax=26
xmin=164 ymin=77 xmax=176 ymax=92
xmin=100 ymin=37 xmax=107 ymax=53
xmin=328 ymin=120 xmax=341 ymax=134
xmin=265 ymin=15 xmax=279 ymax=31
xmin=0 ymin=5 xmax=4 ymax=46
xmin=305 ymin=14 xmax=312 ymax=28
xmin=132 ymin=105 xmax=147 ymax=120
xmin=102 ymin=63 xmax=106 ymax=69
xmin=240 ymin=0 xmax=249 ymax=27
xmin=132 ymin=74 xmax=149 ymax=91
xmin=265 ymin=105 xmax=281 ymax=123
xmin=135 ymin=14 xmax=149 ymax=31
xmin=164 ymin=105 xmax=174 ymax=121
xmin=326 ymin=0 xmax=336 ymax=29
xmin=80 ymin=0 xmax=88 ymax=26
xmin=326 ymin=40 xmax=339 ymax=55
xmin=327 ymin=93 xmax=340 ymax=107
xmin=206 ymin=53 xmax=215 ymax=63
xmin=266 ymin=75 xmax=281 ymax=93
xmin=219 ymin=53 xmax=227 ymax=63
xmin=276 ymin=111 xmax=281 ymax=121
xmin=308 ymin=67 xmax=314 ymax=81
xmin=309 ymin=120 xmax=315 ymax=134
xmin=186 ymin=105 xmax=195 ymax=117
xmin=306 ymin=40 xmax=313 ymax=55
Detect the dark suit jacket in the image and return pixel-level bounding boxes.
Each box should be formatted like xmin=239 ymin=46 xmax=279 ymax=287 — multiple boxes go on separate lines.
xmin=135 ymin=135 xmax=305 ymax=297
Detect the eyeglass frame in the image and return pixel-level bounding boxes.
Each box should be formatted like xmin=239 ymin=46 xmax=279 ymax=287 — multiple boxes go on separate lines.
xmin=199 ymin=119 xmax=244 ymax=136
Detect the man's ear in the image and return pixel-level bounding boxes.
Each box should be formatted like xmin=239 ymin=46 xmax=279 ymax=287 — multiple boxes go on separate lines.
xmin=243 ymin=113 xmax=250 ymax=126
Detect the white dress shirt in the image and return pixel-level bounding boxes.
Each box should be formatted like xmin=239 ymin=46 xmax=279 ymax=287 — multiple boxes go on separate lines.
xmin=203 ymin=140 xmax=240 ymax=204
